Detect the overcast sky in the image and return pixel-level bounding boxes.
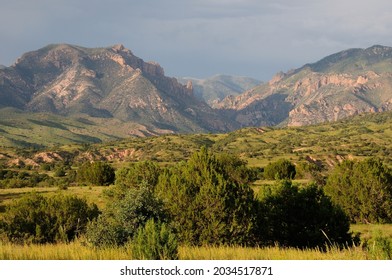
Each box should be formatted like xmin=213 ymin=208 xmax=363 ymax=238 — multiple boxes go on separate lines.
xmin=1 ymin=0 xmax=392 ymax=80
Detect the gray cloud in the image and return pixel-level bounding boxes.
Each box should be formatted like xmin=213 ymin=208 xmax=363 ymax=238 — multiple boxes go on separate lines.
xmin=1 ymin=0 xmax=392 ymax=80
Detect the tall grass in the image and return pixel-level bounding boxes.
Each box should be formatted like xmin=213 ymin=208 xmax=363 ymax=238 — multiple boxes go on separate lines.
xmin=0 ymin=241 xmax=132 ymax=260
xmin=179 ymin=245 xmax=370 ymax=260
xmin=1 ymin=242 xmax=389 ymax=260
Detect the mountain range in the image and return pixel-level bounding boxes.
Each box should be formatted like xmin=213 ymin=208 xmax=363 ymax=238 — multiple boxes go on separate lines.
xmin=1 ymin=44 xmax=392 ymax=145
xmin=216 ymin=45 xmax=392 ymax=127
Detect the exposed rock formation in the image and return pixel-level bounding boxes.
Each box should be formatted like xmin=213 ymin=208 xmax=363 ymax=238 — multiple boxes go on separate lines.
xmin=0 ymin=44 xmax=233 ymax=134
xmin=216 ymin=45 xmax=392 ymax=127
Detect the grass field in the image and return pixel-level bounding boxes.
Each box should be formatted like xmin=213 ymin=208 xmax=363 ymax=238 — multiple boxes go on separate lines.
xmin=0 ymin=186 xmax=108 ymax=211
xmin=0 ymin=239 xmax=387 ymax=260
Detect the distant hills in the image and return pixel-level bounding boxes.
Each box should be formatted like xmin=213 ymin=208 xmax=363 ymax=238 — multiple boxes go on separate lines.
xmin=1 ymin=44 xmax=392 ymax=146
xmin=2 ymin=110 xmax=391 ymax=169
xmin=177 ymin=75 xmax=261 ymax=107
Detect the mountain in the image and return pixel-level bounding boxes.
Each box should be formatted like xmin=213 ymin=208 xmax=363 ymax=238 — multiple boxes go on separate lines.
xmin=0 ymin=65 xmax=5 ymax=69
xmin=177 ymin=75 xmax=261 ymax=107
xmin=216 ymin=45 xmax=392 ymax=127
xmin=0 ymin=44 xmax=232 ymax=135
xmin=2 ymin=43 xmax=392 ymax=147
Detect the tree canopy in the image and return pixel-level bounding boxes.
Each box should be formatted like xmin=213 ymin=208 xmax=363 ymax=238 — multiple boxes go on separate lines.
xmin=325 ymin=158 xmax=392 ymax=223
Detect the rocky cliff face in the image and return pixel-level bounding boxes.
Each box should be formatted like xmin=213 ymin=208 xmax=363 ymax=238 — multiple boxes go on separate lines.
xmin=216 ymin=45 xmax=392 ymax=127
xmin=0 ymin=44 xmax=232 ymax=134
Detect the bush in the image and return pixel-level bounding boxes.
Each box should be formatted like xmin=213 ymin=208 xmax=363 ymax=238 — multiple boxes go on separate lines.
xmin=115 ymin=161 xmax=161 ymax=194
xmin=156 ymin=147 xmax=258 ymax=246
xmin=131 ymin=219 xmax=178 ymax=260
xmin=85 ymin=213 xmax=127 ymax=248
xmin=86 ymin=183 xmax=166 ymax=247
xmin=325 ymin=158 xmax=392 ymax=223
xmin=77 ymin=161 xmax=115 ymax=186
xmin=258 ymin=180 xmax=353 ymax=249
xmin=0 ymin=192 xmax=99 ymax=244
xmin=264 ymin=159 xmax=296 ymax=180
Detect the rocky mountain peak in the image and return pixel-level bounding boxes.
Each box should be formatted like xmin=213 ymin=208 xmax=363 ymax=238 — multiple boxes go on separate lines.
xmin=0 ymin=44 xmax=233 ymax=134
xmin=111 ymin=44 xmax=126 ymax=52
xmin=215 ymin=45 xmax=392 ymax=127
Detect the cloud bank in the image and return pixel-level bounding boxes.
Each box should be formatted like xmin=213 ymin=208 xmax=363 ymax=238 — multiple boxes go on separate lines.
xmin=1 ymin=0 xmax=392 ymax=80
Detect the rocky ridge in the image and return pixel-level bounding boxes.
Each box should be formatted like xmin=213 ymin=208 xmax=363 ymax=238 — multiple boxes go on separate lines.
xmin=216 ymin=45 xmax=392 ymax=127
xmin=0 ymin=44 xmax=232 ymax=134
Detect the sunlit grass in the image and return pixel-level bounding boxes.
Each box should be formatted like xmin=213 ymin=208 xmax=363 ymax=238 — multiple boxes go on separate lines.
xmin=0 ymin=242 xmax=387 ymax=260
xmin=179 ymin=245 xmax=370 ymax=260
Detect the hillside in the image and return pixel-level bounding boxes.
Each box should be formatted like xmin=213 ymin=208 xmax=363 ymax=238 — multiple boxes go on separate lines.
xmin=1 ymin=110 xmax=391 ymax=169
xmin=177 ymin=75 xmax=261 ymax=107
xmin=216 ymin=45 xmax=392 ymax=127
xmin=0 ymin=44 xmax=232 ymax=134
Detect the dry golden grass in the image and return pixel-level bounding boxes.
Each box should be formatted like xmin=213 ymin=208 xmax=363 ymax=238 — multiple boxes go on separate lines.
xmin=0 ymin=241 xmax=132 ymax=260
xmin=179 ymin=245 xmax=370 ymax=260
xmin=0 ymin=241 xmax=379 ymax=260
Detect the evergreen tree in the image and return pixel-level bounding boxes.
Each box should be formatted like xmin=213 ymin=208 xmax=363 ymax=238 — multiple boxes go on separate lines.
xmin=264 ymin=159 xmax=296 ymax=180
xmin=258 ymin=180 xmax=353 ymax=248
xmin=156 ymin=147 xmax=258 ymax=246
xmin=325 ymin=158 xmax=392 ymax=223
xmin=77 ymin=161 xmax=115 ymax=186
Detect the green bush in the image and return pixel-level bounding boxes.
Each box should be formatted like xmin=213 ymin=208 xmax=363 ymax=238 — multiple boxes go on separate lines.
xmin=85 ymin=213 xmax=127 ymax=248
xmin=0 ymin=192 xmax=99 ymax=244
xmin=325 ymin=158 xmax=392 ymax=223
xmin=115 ymin=161 xmax=161 ymax=194
xmin=156 ymin=147 xmax=258 ymax=246
xmin=258 ymin=180 xmax=353 ymax=249
xmin=86 ymin=183 xmax=166 ymax=247
xmin=264 ymin=159 xmax=296 ymax=180
xmin=77 ymin=161 xmax=115 ymax=186
xmin=131 ymin=219 xmax=178 ymax=260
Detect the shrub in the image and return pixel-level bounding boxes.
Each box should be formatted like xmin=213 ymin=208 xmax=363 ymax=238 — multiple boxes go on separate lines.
xmin=156 ymin=147 xmax=258 ymax=246
xmin=86 ymin=183 xmax=166 ymax=247
xmin=115 ymin=161 xmax=161 ymax=194
xmin=264 ymin=159 xmax=296 ymax=180
xmin=0 ymin=192 xmax=99 ymax=244
xmin=258 ymin=180 xmax=353 ymax=249
xmin=131 ymin=219 xmax=178 ymax=260
xmin=325 ymin=158 xmax=392 ymax=223
xmin=85 ymin=213 xmax=127 ymax=248
xmin=77 ymin=161 xmax=115 ymax=186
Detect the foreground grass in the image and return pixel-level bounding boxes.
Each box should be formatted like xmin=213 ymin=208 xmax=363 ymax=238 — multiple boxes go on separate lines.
xmin=0 ymin=242 xmax=384 ymax=260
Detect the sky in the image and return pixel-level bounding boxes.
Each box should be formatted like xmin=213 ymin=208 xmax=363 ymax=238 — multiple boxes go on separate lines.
xmin=1 ymin=0 xmax=392 ymax=81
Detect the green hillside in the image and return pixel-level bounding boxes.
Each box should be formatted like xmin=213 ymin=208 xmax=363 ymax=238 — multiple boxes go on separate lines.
xmin=98 ymin=110 xmax=392 ymax=168
xmin=1 ymin=110 xmax=390 ymax=170
xmin=0 ymin=107 xmax=163 ymax=149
